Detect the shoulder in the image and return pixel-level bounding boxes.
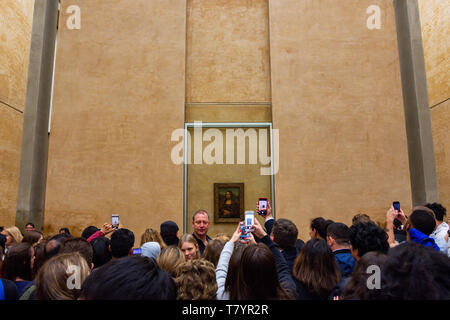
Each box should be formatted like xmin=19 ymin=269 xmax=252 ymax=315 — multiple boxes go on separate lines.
xmin=1 ymin=279 xmax=19 ymax=300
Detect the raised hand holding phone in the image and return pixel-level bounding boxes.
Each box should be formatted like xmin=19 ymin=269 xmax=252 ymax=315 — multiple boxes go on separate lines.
xmin=252 ymin=217 xmax=267 ymax=239
xmin=256 ymin=198 xmax=272 ymax=219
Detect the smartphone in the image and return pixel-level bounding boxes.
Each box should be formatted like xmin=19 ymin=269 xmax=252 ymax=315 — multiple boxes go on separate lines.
xmin=132 ymin=248 xmax=142 ymax=255
xmin=258 ymin=198 xmax=268 ymax=217
xmin=239 ymin=221 xmax=250 ymax=243
xmin=244 ymin=211 xmax=255 ymax=232
xmin=112 ymin=214 xmax=119 ymax=229
xmin=393 ymin=201 xmax=400 ymax=212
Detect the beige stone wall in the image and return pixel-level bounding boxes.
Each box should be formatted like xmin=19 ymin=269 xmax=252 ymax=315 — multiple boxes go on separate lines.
xmin=186 ymin=0 xmax=271 ymax=103
xmin=269 ymin=0 xmax=412 ymax=240
xmin=0 ymin=0 xmax=34 ymax=227
xmin=418 ymin=0 xmax=450 ymax=208
xmin=44 ymin=0 xmax=186 ymax=237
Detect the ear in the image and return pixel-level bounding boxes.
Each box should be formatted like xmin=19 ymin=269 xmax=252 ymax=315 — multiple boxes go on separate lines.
xmin=327 ymin=236 xmax=334 ymax=246
xmin=270 ymin=234 xmax=274 ymax=241
xmin=91 ymin=263 xmax=94 ymax=271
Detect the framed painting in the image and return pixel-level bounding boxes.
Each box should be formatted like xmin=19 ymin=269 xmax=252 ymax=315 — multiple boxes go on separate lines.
xmin=214 ymin=183 xmax=244 ymax=223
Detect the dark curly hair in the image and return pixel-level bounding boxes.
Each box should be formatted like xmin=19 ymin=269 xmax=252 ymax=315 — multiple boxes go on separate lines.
xmin=425 ymin=202 xmax=447 ymax=222
xmin=377 ymin=241 xmax=450 ymax=300
xmin=349 ymin=222 xmax=389 ymax=258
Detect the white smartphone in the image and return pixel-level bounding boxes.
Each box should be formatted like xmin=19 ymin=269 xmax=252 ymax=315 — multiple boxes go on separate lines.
xmin=244 ymin=211 xmax=255 ymax=232
xmin=112 ymin=214 xmax=119 ymax=229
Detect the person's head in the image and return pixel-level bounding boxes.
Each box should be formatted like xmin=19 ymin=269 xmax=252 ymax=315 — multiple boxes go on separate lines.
xmin=110 ymin=228 xmax=135 ymax=259
xmin=378 ymin=241 xmax=450 ymax=300
xmin=160 ymin=221 xmax=179 ymax=246
xmin=59 ymin=228 xmax=71 ymax=236
xmin=271 ymin=219 xmax=298 ymax=250
xmin=22 ymin=230 xmax=44 ymax=246
xmin=175 ymin=259 xmax=217 ymax=300
xmin=1 ymin=243 xmax=35 ymax=281
xmin=203 ymin=239 xmax=226 ymax=267
xmin=141 ymin=242 xmax=161 ymax=260
xmin=35 ymin=252 xmax=91 ymax=300
xmin=231 ymin=243 xmax=292 ymax=300
xmin=349 ymin=222 xmax=389 ymax=260
xmin=80 ymin=256 xmax=177 ymax=300
xmin=81 ymin=226 xmax=100 ymax=239
xmin=425 ymin=203 xmax=447 ymax=223
xmin=1 ymin=226 xmax=23 ymax=247
xmin=292 ymin=239 xmax=341 ymax=298
xmin=25 ymin=223 xmax=35 ymax=232
xmin=157 ymin=245 xmax=186 ymax=277
xmin=326 ymin=222 xmax=351 ymax=250
xmin=213 ymin=233 xmax=230 ymax=241
xmin=32 ymin=241 xmax=48 ymax=276
xmin=179 ymin=234 xmax=200 ymax=261
xmin=310 ymin=218 xmax=334 ymax=240
xmin=140 ymin=228 xmax=167 ymax=248
xmin=192 ymin=210 xmax=210 ymax=238
xmin=225 ymin=191 xmax=233 ymax=200
xmin=59 ymin=237 xmax=94 ymax=270
xmin=341 ymin=251 xmax=388 ymax=300
xmin=407 ymin=207 xmax=437 ymax=236
xmin=90 ymin=237 xmax=112 ymax=269
xmin=45 ymin=233 xmax=71 ymax=259
xmin=352 ymin=213 xmax=372 ymax=225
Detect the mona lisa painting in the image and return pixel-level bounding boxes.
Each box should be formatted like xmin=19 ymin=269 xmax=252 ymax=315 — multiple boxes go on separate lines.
xmin=214 ymin=183 xmax=244 ymax=223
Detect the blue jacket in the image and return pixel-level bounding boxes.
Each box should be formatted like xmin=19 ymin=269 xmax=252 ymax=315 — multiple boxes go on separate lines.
xmin=333 ymin=249 xmax=356 ymax=277
xmin=409 ymin=228 xmax=440 ymax=251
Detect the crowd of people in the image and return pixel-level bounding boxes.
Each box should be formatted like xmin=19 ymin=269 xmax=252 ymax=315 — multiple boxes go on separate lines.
xmin=0 ymin=202 xmax=449 ymax=300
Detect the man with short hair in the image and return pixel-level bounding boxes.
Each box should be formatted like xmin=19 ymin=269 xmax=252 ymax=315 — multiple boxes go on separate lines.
xmin=110 ymin=228 xmax=135 ymax=259
xmin=426 ymin=203 xmax=449 ymax=256
xmin=386 ymin=205 xmax=440 ymax=251
xmin=25 ymin=223 xmax=35 ymax=232
xmin=271 ymin=218 xmax=300 ymax=274
xmin=349 ymin=222 xmax=390 ymax=260
xmin=191 ymin=210 xmax=211 ymax=256
xmin=45 ymin=233 xmax=71 ymax=259
xmin=60 ymin=237 xmax=94 ymax=270
xmin=326 ymin=222 xmax=356 ymax=277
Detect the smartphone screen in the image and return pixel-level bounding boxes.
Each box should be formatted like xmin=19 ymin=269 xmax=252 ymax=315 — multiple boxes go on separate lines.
xmin=245 ymin=211 xmax=255 ymax=231
xmin=258 ymin=198 xmax=268 ymax=216
xmin=112 ymin=214 xmax=119 ymax=228
xmin=393 ymin=201 xmax=400 ymax=211
xmin=132 ymin=248 xmax=142 ymax=255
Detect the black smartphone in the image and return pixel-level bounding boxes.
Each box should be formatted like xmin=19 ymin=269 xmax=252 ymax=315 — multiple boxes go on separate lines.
xmin=393 ymin=201 xmax=400 ymax=212
xmin=258 ymin=198 xmax=268 ymax=217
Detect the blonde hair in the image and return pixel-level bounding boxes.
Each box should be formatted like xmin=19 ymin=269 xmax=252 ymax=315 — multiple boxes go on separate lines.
xmin=140 ymin=228 xmax=167 ymax=249
xmin=4 ymin=226 xmax=23 ymax=245
xmin=179 ymin=234 xmax=200 ymax=259
xmin=156 ymin=246 xmax=185 ymax=277
xmin=175 ymin=259 xmax=217 ymax=300
xmin=35 ymin=252 xmax=91 ymax=300
xmin=213 ymin=233 xmax=230 ymax=241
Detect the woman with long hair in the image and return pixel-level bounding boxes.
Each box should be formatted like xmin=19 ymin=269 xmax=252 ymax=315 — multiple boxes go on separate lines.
xmin=157 ymin=246 xmax=185 ymax=278
xmin=179 ymin=234 xmax=200 ymax=261
xmin=292 ymin=238 xmax=341 ymax=299
xmin=140 ymin=228 xmax=167 ymax=249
